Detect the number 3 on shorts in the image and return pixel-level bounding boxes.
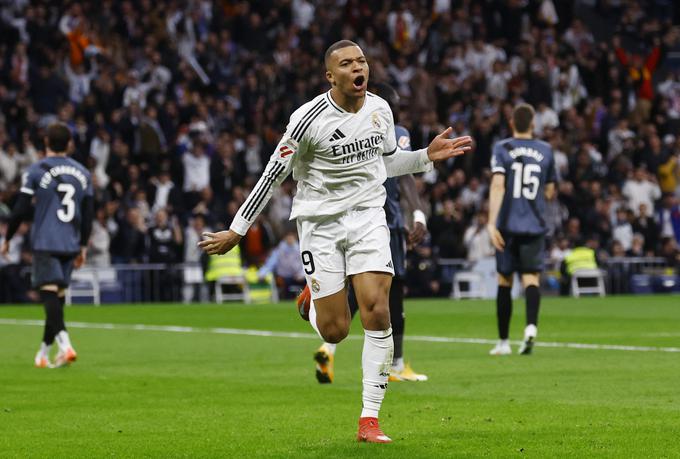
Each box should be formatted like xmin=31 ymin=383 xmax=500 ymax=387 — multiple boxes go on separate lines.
xmin=301 ymin=250 xmax=315 ymax=275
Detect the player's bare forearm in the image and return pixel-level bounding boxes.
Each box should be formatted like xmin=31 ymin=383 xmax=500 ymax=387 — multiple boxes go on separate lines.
xmin=198 ymin=230 xmax=242 ymax=255
xmin=487 ymin=174 xmax=506 ymax=251
xmin=74 ymin=247 xmax=87 ymax=269
xmin=545 ymin=182 xmax=556 ymax=201
xmin=399 ymin=174 xmax=428 ymax=246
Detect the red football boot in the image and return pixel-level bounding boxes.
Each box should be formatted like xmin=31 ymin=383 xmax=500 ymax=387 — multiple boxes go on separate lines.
xmin=357 ymin=417 xmax=392 ymax=443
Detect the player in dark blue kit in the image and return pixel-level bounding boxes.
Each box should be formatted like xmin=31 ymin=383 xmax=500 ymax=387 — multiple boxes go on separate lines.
xmin=486 ymin=104 xmax=556 ymax=355
xmin=309 ymin=82 xmax=429 ymax=382
xmin=1 ymin=123 xmax=93 ymax=368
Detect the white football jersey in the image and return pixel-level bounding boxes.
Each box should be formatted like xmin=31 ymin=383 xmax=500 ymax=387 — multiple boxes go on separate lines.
xmin=230 ymin=90 xmax=401 ymax=234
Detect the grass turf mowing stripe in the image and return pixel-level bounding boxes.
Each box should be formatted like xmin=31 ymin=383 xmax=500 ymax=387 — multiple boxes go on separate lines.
xmin=1 ymin=318 xmax=679 ymax=353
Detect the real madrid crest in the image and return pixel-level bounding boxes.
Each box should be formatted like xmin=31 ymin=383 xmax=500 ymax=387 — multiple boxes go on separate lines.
xmin=371 ymin=112 xmax=381 ymax=130
xmin=311 ymin=278 xmax=321 ymax=293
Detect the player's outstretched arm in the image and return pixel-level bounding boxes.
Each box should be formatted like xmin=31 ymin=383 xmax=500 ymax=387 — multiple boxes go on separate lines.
xmin=383 ymin=128 xmax=473 ymax=177
xmin=198 ymin=135 xmax=298 ymax=256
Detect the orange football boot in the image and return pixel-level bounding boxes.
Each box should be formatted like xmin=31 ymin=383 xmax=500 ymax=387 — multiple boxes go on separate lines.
xmin=296 ymin=284 xmax=311 ymax=321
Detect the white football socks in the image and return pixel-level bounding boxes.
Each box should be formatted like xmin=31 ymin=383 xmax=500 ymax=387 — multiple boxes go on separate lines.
xmin=360 ymin=327 xmax=393 ymax=419
xmin=391 ymin=357 xmax=404 ymax=372
xmin=322 ymin=342 xmax=337 ymax=355
xmin=55 ymin=330 xmax=72 ymax=352
xmin=308 ymin=297 xmax=323 ymax=339
xmin=39 ymin=342 xmax=51 ymax=358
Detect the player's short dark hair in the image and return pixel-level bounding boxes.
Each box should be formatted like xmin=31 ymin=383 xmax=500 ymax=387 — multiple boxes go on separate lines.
xmin=46 ymin=123 xmax=72 ymax=153
xmin=512 ymin=103 xmax=535 ymax=134
xmin=324 ymin=40 xmax=359 ymax=69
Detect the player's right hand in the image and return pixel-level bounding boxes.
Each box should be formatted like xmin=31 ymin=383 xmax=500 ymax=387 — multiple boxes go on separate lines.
xmin=426 ymin=128 xmax=473 ymax=162
xmin=0 ymin=240 xmax=9 ymax=258
xmin=487 ymin=224 xmax=505 ymax=252
xmin=198 ymin=230 xmax=242 ymax=255
xmin=74 ymin=247 xmax=87 ymax=269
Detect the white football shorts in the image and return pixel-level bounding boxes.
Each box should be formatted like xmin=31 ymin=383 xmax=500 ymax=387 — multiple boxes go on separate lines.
xmin=296 ymin=206 xmax=394 ymax=299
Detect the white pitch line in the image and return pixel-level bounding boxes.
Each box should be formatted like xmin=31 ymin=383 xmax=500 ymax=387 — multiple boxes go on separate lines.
xmin=1 ymin=318 xmax=679 ymax=353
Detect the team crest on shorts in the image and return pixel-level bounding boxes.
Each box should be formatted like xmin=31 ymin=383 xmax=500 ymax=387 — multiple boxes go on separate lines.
xmin=311 ymin=278 xmax=321 ymax=293
xmin=371 ymin=112 xmax=381 ymax=129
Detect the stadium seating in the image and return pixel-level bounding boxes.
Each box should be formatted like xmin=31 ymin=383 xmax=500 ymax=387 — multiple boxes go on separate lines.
xmin=571 ymin=269 xmax=607 ymax=297
xmin=452 ymin=271 xmax=486 ymax=299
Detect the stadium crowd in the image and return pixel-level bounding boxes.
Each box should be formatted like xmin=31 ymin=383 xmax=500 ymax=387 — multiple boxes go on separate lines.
xmin=1 ymin=0 xmax=680 ymax=302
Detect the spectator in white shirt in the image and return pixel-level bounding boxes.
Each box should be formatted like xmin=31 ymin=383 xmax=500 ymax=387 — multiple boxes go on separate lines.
xmin=64 ymin=57 xmax=97 ymax=104
xmin=87 ymin=207 xmax=111 ymax=267
xmin=182 ymin=142 xmax=211 ymax=193
xmin=534 ymin=102 xmax=559 ymax=136
xmin=122 ymin=69 xmax=153 ymax=109
xmin=464 ymin=212 xmax=495 ymax=262
xmin=622 ymin=167 xmax=661 ymax=217
xmin=90 ymin=127 xmax=111 ymax=188
xmin=460 ymin=177 xmax=486 ymax=212
xmin=292 ymin=0 xmax=315 ymax=30
xmin=612 ymin=207 xmax=634 ymax=251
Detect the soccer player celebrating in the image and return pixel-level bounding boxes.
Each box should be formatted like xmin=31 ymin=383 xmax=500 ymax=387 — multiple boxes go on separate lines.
xmin=1 ymin=123 xmax=93 ymax=368
xmin=198 ymin=40 xmax=472 ymax=443
xmin=312 ymin=82 xmax=428 ymax=384
xmin=487 ymin=104 xmax=556 ymax=356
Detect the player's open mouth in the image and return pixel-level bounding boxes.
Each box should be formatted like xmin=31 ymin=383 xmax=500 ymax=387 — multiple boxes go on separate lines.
xmin=353 ymin=75 xmax=365 ymax=89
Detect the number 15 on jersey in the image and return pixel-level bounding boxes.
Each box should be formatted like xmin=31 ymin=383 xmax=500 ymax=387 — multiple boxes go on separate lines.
xmin=511 ymin=163 xmax=541 ymax=200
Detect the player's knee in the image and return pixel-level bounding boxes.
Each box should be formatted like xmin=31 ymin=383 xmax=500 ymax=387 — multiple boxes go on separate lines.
xmin=317 ymin=316 xmax=350 ymax=343
xmin=358 ymin=287 xmax=389 ymax=312
xmin=320 ymin=324 xmax=349 ymax=344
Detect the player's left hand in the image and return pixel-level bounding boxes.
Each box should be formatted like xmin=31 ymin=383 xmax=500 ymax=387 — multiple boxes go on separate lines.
xmin=198 ymin=230 xmax=242 ymax=255
xmin=408 ymin=222 xmax=427 ymax=247
xmin=487 ymin=224 xmax=505 ymax=252
xmin=427 ymin=128 xmax=473 ymax=162
xmin=74 ymin=247 xmax=87 ymax=268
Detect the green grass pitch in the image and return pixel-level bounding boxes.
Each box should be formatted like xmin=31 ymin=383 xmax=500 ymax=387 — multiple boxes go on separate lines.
xmin=1 ymin=295 xmax=679 ymax=458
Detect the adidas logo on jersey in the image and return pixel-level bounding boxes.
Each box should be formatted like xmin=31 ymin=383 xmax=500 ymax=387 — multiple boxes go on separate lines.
xmin=329 ymin=129 xmax=346 ymax=142
xmin=386 ymin=260 xmax=393 ymax=269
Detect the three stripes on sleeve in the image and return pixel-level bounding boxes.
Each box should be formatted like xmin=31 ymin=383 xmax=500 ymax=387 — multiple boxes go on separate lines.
xmin=240 ymin=99 xmax=329 ymax=222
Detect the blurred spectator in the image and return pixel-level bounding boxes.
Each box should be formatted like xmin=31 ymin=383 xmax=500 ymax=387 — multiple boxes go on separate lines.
xmin=657 ymin=193 xmax=680 ymax=245
xmin=660 ymin=237 xmax=680 ymax=270
xmin=633 ymin=203 xmax=659 ymax=253
xmin=612 ymin=207 xmax=634 ymax=251
xmin=87 ymin=207 xmax=111 ymax=267
xmin=182 ymin=140 xmax=211 ymax=208
xmin=149 ymin=169 xmax=183 ymax=216
xmin=110 ymin=207 xmax=147 ymax=264
xmin=626 ymin=234 xmax=646 ymax=257
xmin=147 ymin=209 xmax=182 ymax=264
xmin=406 ymin=243 xmax=439 ymax=297
xmin=257 ymin=228 xmax=305 ymax=299
xmin=622 ymin=168 xmax=661 ymax=217
xmin=0 ymin=221 xmax=31 ymax=303
xmin=429 ymin=199 xmax=466 ymax=259
xmin=463 ymin=212 xmax=494 ymax=262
